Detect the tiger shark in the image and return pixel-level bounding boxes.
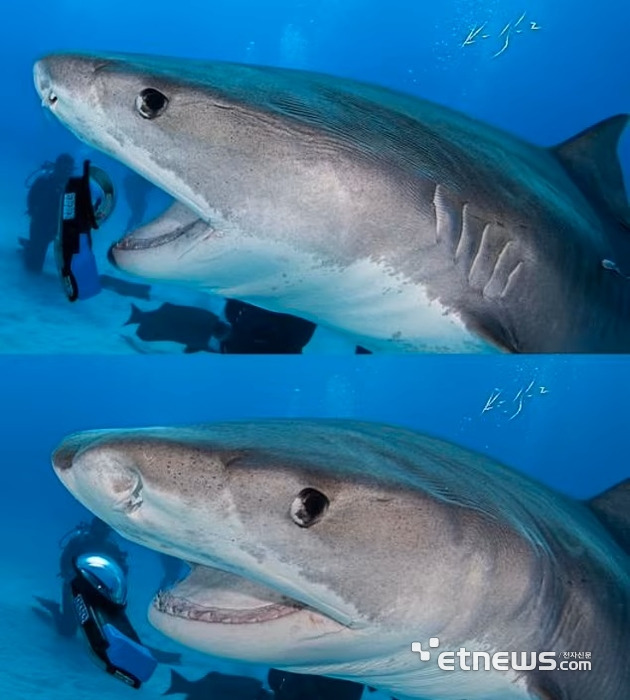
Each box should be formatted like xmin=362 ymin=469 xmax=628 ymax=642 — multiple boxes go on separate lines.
xmin=51 ymin=419 xmax=630 ymax=700
xmin=33 ymin=52 xmax=630 ymax=353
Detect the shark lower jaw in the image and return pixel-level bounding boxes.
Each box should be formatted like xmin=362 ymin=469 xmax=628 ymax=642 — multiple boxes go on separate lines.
xmin=149 ymin=563 xmax=340 ymax=629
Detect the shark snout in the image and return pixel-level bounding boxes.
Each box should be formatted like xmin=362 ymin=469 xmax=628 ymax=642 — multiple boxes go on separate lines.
xmin=33 ymin=54 xmax=111 ymax=107
xmin=33 ymin=59 xmax=55 ymax=107
xmin=51 ymin=433 xmax=86 ymax=472
xmin=51 ymin=430 xmax=113 ymax=472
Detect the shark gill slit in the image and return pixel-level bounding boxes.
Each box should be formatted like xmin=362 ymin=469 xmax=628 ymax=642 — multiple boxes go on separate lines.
xmin=485 ymin=241 xmax=524 ymax=300
xmin=432 ymin=183 xmax=465 ymax=255
xmin=432 ymin=183 xmax=446 ymax=244
xmin=455 ymin=202 xmax=484 ymax=268
xmin=432 ymin=183 xmax=526 ymax=302
xmin=500 ymin=260 xmax=524 ymax=299
xmin=468 ymin=222 xmax=493 ymax=284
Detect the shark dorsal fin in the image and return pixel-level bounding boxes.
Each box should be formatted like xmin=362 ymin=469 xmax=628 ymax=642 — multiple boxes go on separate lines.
xmin=552 ymin=115 xmax=630 ymax=230
xmin=587 ymin=479 xmax=630 ymax=555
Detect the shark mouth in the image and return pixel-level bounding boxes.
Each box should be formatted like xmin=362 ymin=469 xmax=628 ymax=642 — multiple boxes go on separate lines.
xmin=151 ymin=564 xmax=306 ymax=625
xmin=111 ymin=200 xmax=214 ymax=253
xmin=154 ymin=590 xmax=304 ymax=624
xmin=114 ymin=219 xmax=202 ymax=250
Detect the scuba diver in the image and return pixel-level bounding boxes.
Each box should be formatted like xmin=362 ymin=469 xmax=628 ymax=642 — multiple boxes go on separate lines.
xmin=23 ymin=155 xmax=151 ymax=303
xmin=67 ymin=552 xmax=158 ymax=688
xmin=34 ymin=517 xmax=129 ymax=638
xmin=54 ymin=159 xmax=115 ymax=301
xmin=23 ymin=155 xmax=116 ymax=299
xmin=33 ymin=517 xmax=181 ymax=688
xmin=22 ymin=153 xmax=75 ymax=273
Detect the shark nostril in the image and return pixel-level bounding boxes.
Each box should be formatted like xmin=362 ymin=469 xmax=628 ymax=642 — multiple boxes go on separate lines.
xmin=52 ymin=446 xmax=74 ymax=471
xmin=52 ymin=434 xmax=88 ymax=471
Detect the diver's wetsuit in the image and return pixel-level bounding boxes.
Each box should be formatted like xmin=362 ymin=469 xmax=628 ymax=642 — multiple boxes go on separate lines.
xmin=23 ymin=168 xmax=69 ymax=273
xmin=22 ymin=154 xmax=74 ymax=273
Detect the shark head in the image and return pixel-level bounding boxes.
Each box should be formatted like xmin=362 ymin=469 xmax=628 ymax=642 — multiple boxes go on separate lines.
xmin=52 ymin=419 xmax=583 ymax=699
xmin=51 ymin=419 xmax=630 ymax=699
xmin=32 ymin=54 xmax=386 ymax=290
xmin=33 ymin=54 xmax=303 ymax=290
xmin=51 ymin=422 xmax=462 ymax=666
xmin=33 ymin=52 xmax=505 ymax=352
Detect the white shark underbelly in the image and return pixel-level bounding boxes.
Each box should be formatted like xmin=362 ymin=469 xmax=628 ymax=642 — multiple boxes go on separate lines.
xmin=112 ymin=199 xmax=496 ymax=352
xmin=211 ymin=245 xmax=497 ymax=353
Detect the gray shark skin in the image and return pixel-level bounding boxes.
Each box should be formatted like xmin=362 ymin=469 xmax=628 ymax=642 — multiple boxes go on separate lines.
xmin=33 ymin=52 xmax=630 ymax=353
xmin=51 ymin=420 xmax=630 ymax=700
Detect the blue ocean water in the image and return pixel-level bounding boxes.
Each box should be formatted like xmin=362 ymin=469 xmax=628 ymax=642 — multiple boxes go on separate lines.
xmin=0 ymin=0 xmax=628 ymax=698
xmin=5 ymin=0 xmax=628 ymax=188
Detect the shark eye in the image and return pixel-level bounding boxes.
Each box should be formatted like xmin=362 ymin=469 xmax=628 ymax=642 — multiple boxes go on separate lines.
xmin=136 ymin=88 xmax=169 ymax=119
xmin=290 ymin=488 xmax=329 ymax=528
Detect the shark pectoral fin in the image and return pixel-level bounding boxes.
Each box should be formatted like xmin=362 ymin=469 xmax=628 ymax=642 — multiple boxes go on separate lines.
xmin=586 ymin=478 xmax=630 ymax=554
xmin=552 ymin=114 xmax=630 ymax=230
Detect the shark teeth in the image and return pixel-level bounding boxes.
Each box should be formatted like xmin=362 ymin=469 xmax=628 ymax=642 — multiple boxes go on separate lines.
xmin=153 ymin=590 xmax=304 ymax=624
xmin=114 ymin=219 xmax=203 ymax=250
